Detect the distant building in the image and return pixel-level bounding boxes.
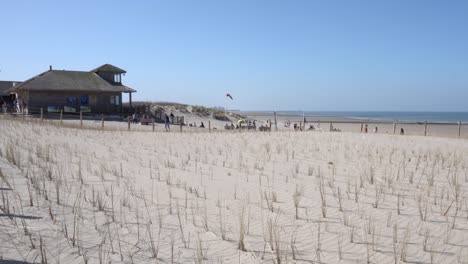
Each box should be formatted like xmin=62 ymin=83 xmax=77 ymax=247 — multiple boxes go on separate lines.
xmin=5 ymin=64 xmax=136 ymax=114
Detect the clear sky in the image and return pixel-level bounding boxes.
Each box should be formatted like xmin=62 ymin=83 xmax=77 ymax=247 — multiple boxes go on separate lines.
xmin=1 ymin=0 xmax=467 ymax=111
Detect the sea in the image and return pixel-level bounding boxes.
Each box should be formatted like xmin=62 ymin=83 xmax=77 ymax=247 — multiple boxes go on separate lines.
xmin=272 ymin=111 xmax=468 ymax=123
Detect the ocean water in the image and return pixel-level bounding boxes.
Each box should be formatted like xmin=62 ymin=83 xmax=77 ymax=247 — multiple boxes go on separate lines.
xmin=274 ymin=111 xmax=468 ymax=123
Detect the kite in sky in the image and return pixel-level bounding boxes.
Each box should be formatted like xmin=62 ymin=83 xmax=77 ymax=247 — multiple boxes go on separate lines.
xmin=226 ymin=93 xmax=233 ymax=100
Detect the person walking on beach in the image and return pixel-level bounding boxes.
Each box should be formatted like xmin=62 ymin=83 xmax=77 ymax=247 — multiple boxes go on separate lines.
xmin=13 ymin=98 xmax=19 ymax=113
xmin=364 ymin=124 xmax=368 ymax=133
xmin=22 ymin=99 xmax=27 ymax=114
xmin=170 ymin=112 xmax=175 ymax=124
xmin=373 ymin=126 xmax=378 ymax=133
xmin=165 ymin=114 xmax=170 ymax=131
xmin=400 ymin=128 xmax=405 ymax=135
xmin=132 ymin=113 xmax=138 ymax=123
xmin=1 ymin=101 xmax=6 ymax=114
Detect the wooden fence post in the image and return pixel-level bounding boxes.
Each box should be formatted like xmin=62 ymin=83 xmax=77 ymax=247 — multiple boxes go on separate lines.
xmin=424 ymin=121 xmax=427 ymax=136
xmin=60 ymin=110 xmax=63 ymax=125
xmin=80 ymin=111 xmax=83 ymax=128
xmin=269 ymin=120 xmax=272 ymax=130
xmin=152 ymin=118 xmax=155 ymax=132
xmin=101 ymin=115 xmax=104 ymax=130
xmin=127 ymin=116 xmax=130 ymax=131
xmin=274 ymin=112 xmax=278 ymax=131
xmin=360 ymin=123 xmax=363 ymax=133
xmin=180 ymin=122 xmax=183 ymax=133
xmin=40 ymin=108 xmax=43 ymax=122
xmin=459 ymin=121 xmax=462 ymax=139
xmin=329 ymin=122 xmax=333 ymax=132
xmin=22 ymin=110 xmax=25 ymax=120
xmin=393 ymin=122 xmax=396 ymax=134
xmin=209 ymin=121 xmax=211 ymax=132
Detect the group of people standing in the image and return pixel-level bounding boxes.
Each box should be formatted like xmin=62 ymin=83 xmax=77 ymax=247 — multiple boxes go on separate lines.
xmin=362 ymin=124 xmax=405 ymax=135
xmin=1 ymin=97 xmax=27 ymax=114
xmin=163 ymin=112 xmax=205 ymax=131
xmin=362 ymin=124 xmax=378 ymax=133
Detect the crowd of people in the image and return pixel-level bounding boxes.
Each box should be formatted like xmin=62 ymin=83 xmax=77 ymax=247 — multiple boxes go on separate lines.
xmin=162 ymin=112 xmax=207 ymax=132
xmin=131 ymin=111 xmax=213 ymax=131
xmin=224 ymin=119 xmax=259 ymax=130
xmin=1 ymin=97 xmax=27 ymax=114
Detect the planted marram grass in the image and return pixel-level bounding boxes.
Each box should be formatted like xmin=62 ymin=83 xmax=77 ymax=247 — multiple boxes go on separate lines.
xmin=1 ymin=117 xmax=468 ymax=263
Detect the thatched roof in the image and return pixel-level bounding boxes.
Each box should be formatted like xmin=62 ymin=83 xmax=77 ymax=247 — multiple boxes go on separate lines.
xmin=91 ymin=64 xmax=126 ymax=74
xmin=0 ymin=81 xmax=22 ymax=96
xmin=6 ymin=70 xmax=136 ymax=93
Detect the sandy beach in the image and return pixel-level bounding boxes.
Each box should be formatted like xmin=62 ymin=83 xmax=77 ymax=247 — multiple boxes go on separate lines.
xmin=1 ymin=116 xmax=468 ymax=263
xmin=2 ymin=0 xmax=468 ymax=262
xmin=243 ymin=112 xmax=468 ymax=139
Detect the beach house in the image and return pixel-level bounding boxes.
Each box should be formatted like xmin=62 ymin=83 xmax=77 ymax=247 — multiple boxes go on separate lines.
xmin=5 ymin=64 xmax=136 ymax=114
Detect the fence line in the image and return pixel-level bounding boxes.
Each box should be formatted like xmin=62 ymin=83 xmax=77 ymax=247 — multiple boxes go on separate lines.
xmin=1 ymin=108 xmax=466 ymax=139
xmin=281 ymin=118 xmax=464 ymax=138
xmin=282 ymin=119 xmax=466 ymax=126
xmin=1 ymin=108 xmax=202 ymax=133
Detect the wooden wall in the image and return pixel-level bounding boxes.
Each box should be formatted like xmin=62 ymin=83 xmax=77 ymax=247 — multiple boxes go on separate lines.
xmin=26 ymin=91 xmax=122 ymax=114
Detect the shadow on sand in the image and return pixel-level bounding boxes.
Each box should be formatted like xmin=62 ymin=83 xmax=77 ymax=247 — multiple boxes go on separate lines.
xmin=0 ymin=213 xmax=42 ymax=220
xmin=0 ymin=259 xmax=34 ymax=264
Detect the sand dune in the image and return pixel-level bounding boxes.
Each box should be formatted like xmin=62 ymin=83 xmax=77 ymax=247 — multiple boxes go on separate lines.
xmin=1 ymin=117 xmax=468 ymax=263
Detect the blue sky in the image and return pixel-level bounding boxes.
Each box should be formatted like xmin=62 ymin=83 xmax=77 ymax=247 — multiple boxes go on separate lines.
xmin=1 ymin=0 xmax=467 ymax=111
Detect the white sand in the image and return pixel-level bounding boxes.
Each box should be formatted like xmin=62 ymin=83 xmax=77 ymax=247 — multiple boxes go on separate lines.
xmin=1 ymin=117 xmax=468 ymax=263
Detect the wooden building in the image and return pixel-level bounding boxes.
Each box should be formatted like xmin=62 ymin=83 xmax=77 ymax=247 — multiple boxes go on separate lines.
xmin=6 ymin=64 xmax=136 ymax=114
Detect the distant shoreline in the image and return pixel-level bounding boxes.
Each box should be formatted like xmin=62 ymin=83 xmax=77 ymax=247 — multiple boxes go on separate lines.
xmin=240 ymin=111 xmax=468 ymax=124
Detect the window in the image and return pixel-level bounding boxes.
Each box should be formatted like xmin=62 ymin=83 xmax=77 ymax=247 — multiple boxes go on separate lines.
xmin=66 ymin=97 xmax=77 ymax=105
xmin=115 ymin=95 xmax=120 ymax=105
xmin=114 ymin=74 xmax=121 ymax=83
xmin=89 ymin=95 xmax=96 ymax=105
xmin=80 ymin=95 xmax=89 ymax=105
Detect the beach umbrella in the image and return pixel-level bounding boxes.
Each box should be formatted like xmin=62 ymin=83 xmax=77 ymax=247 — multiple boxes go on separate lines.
xmin=238 ymin=119 xmax=245 ymax=124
